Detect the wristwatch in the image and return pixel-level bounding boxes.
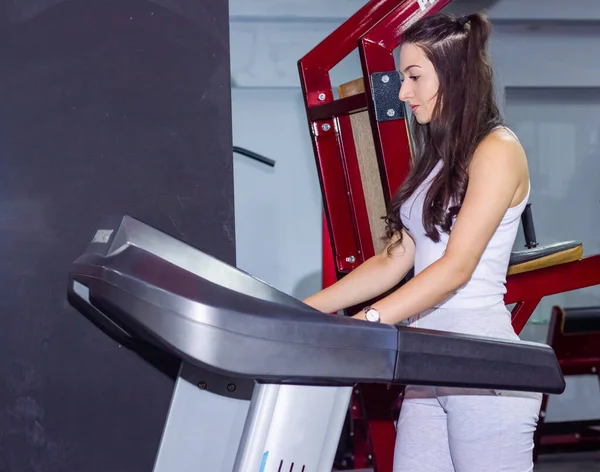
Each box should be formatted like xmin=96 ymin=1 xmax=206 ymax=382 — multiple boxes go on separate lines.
xmin=363 ymin=306 xmax=381 ymax=323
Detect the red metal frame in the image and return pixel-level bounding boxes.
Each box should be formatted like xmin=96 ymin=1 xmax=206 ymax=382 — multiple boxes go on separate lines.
xmin=358 ymin=0 xmax=440 ymax=198
xmin=322 ymin=214 xmax=338 ymax=289
xmin=506 ymin=254 xmax=600 ymax=332
xmin=299 ymin=0 xmax=453 ymax=272
xmin=534 ymin=305 xmax=600 ymax=457
xmin=299 ymin=1 xmax=600 ymax=471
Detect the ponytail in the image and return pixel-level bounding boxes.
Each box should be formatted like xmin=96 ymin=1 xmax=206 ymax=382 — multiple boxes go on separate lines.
xmin=463 ymin=13 xmax=492 ymax=64
xmin=459 ymin=12 xmax=496 ymax=157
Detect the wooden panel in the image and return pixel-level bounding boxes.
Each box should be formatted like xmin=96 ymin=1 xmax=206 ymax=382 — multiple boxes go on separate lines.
xmin=338 ymin=77 xmax=365 ymax=98
xmin=338 ymin=77 xmax=388 ymax=254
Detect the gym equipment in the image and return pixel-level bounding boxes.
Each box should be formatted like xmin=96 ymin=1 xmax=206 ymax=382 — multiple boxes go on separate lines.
xmin=68 ymin=215 xmax=565 ymax=472
xmin=534 ymin=305 xmax=600 ymax=456
xmin=298 ymin=0 xmax=600 ymax=469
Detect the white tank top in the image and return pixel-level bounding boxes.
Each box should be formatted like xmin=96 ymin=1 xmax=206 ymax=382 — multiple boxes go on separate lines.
xmin=399 ymin=127 xmax=530 ymax=310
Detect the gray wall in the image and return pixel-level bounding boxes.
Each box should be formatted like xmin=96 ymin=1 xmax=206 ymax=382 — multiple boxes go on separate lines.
xmin=229 ymin=0 xmax=600 ymax=424
xmin=232 ymin=88 xmax=323 ymax=299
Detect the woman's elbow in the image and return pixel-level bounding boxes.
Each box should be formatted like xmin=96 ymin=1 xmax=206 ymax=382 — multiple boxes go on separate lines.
xmin=442 ymin=255 xmax=476 ymax=291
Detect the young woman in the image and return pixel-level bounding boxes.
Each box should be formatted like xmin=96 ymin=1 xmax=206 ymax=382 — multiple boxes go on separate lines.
xmin=303 ymin=12 xmax=542 ymax=472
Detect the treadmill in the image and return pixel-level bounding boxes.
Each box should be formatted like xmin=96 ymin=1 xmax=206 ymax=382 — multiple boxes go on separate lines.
xmin=67 ymin=215 xmax=565 ymax=472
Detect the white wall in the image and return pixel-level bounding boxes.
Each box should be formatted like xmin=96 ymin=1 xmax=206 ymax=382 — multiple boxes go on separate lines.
xmin=229 ymin=0 xmax=600 ymax=89
xmin=232 ymin=89 xmax=323 ymax=299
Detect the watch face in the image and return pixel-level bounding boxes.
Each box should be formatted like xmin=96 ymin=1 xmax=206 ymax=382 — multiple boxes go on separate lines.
xmin=365 ymin=309 xmax=379 ymax=322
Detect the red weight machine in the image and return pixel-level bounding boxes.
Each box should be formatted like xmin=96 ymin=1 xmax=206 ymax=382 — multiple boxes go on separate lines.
xmin=534 ymin=305 xmax=600 ymax=457
xmin=298 ymin=0 xmax=600 ymax=470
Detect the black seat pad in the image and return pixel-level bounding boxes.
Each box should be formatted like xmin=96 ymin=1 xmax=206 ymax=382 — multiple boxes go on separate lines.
xmin=510 ymin=240 xmax=582 ymax=266
xmin=562 ymin=307 xmax=600 ymax=334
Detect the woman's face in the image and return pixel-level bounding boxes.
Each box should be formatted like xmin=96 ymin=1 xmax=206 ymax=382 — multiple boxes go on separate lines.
xmin=398 ymin=43 xmax=440 ymax=124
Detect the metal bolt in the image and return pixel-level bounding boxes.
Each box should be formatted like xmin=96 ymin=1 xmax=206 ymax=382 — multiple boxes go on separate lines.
xmin=227 ymin=383 xmax=236 ymax=392
xmin=198 ymin=381 xmax=207 ymax=390
xmin=318 ymin=93 xmax=326 ymax=101
xmin=321 ymin=123 xmax=331 ymax=131
xmin=346 ymin=256 xmax=356 ymax=263
xmin=381 ymin=75 xmax=390 ymax=83
xmin=387 ymin=109 xmax=396 ymax=117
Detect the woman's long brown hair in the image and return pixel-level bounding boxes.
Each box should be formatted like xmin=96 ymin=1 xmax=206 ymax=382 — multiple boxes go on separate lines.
xmin=384 ymin=12 xmax=504 ymax=251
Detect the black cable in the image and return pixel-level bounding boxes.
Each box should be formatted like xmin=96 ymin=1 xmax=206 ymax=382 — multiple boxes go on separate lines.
xmin=233 ymin=146 xmax=276 ymax=167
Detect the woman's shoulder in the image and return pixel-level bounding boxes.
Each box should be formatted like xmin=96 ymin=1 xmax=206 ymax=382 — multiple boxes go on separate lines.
xmin=487 ymin=125 xmax=521 ymax=145
xmin=469 ymin=125 xmax=529 ymax=206
xmin=472 ymin=125 xmax=527 ymax=171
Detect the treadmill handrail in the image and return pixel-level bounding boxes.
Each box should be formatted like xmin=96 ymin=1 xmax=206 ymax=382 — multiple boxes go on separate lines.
xmin=68 ymin=215 xmax=566 ymax=394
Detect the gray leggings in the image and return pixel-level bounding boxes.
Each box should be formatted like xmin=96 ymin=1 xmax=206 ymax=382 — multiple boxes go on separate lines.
xmin=396 ymin=305 xmax=543 ymax=471
xmin=393 ymin=385 xmax=542 ymax=472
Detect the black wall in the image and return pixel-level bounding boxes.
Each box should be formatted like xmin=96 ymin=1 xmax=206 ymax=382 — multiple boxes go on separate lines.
xmin=0 ymin=0 xmax=234 ymax=470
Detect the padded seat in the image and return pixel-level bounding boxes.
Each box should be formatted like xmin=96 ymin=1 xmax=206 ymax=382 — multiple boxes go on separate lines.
xmin=508 ymin=241 xmax=583 ymax=275
xmin=547 ymin=306 xmax=600 ymax=364
xmin=560 ymin=307 xmax=600 ymax=335
xmin=537 ymin=304 xmax=600 ymax=457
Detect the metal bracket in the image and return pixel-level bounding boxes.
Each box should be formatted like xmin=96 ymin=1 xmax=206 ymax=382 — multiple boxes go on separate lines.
xmin=370 ymin=71 xmax=403 ymax=122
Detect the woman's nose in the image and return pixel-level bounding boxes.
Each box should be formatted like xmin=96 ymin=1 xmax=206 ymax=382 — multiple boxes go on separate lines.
xmin=399 ymin=80 xmax=410 ymax=101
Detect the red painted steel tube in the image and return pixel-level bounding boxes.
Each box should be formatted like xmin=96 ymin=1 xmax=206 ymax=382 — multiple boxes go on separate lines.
xmin=299 ymin=0 xmax=413 ymax=98
xmin=322 ymin=213 xmax=338 ymax=289
xmin=506 ymin=254 xmax=600 ymax=333
xmin=359 ymin=0 xmax=453 ymax=198
xmin=505 ymin=254 xmax=600 ymax=304
xmin=510 ymin=299 xmax=542 ymax=335
xmin=307 ymin=94 xmax=368 ymax=122
xmin=312 ymin=120 xmax=361 ymax=273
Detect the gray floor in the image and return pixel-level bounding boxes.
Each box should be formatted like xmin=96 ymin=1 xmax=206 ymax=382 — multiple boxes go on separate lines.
xmin=347 ymin=452 xmax=600 ymax=471
xmin=534 ymin=453 xmax=600 ymax=471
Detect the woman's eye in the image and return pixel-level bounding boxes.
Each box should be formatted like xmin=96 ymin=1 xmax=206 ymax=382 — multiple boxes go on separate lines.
xmin=410 ymin=76 xmax=419 ymax=81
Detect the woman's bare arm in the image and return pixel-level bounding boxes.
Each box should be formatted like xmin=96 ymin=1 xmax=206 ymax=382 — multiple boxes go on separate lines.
xmin=352 ymin=133 xmax=528 ymax=324
xmin=303 ymin=229 xmax=416 ymax=314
